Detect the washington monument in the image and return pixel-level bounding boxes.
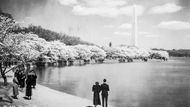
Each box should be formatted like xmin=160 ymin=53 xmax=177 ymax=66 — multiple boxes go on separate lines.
xmin=131 ymin=5 xmax=138 ymax=47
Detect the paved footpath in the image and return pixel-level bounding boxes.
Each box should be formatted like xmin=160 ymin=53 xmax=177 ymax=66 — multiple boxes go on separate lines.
xmin=5 ymin=84 xmax=114 ymax=107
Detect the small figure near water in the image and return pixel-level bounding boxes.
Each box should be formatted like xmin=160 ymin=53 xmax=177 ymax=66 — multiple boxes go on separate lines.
xmin=92 ymin=82 xmax=101 ymax=107
xmin=101 ymin=79 xmax=109 ymax=107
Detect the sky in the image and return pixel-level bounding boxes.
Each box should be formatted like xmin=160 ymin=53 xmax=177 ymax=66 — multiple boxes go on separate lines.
xmin=0 ymin=0 xmax=190 ymax=49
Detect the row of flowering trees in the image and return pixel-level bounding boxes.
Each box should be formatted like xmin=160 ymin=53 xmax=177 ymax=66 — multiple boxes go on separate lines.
xmin=2 ymin=31 xmax=169 ymax=63
xmin=102 ymin=46 xmax=150 ymax=59
xmin=18 ymin=35 xmax=168 ymax=63
xmin=1 ymin=27 xmax=169 ymax=64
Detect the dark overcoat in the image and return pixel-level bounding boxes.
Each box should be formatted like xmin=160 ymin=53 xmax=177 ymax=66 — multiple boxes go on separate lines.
xmin=20 ymin=72 xmax=26 ymax=88
xmin=31 ymin=74 xmax=37 ymax=87
xmin=13 ymin=78 xmax=19 ymax=96
xmin=26 ymin=75 xmax=32 ymax=96
xmin=101 ymin=83 xmax=109 ymax=96
xmin=92 ymin=85 xmax=101 ymax=105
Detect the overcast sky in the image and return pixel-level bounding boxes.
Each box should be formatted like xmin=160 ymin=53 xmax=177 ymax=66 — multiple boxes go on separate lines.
xmin=0 ymin=0 xmax=190 ymax=49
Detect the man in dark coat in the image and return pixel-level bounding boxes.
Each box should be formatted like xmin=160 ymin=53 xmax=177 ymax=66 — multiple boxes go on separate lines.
xmin=14 ymin=69 xmax=21 ymax=89
xmin=101 ymin=79 xmax=109 ymax=107
xmin=25 ymin=72 xmax=33 ymax=100
xmin=92 ymin=82 xmax=101 ymax=107
xmin=20 ymin=71 xmax=26 ymax=91
xmin=31 ymin=71 xmax=37 ymax=88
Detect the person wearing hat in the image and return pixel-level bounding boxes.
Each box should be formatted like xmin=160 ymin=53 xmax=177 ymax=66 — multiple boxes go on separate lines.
xmin=92 ymin=82 xmax=101 ymax=107
xmin=101 ymin=79 xmax=109 ymax=107
xmin=25 ymin=70 xmax=34 ymax=100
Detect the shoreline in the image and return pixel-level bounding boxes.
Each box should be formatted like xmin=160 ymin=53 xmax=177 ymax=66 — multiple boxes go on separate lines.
xmin=1 ymin=58 xmax=168 ymax=107
xmin=1 ymin=76 xmax=114 ymax=107
xmin=0 ymin=58 xmax=171 ymax=107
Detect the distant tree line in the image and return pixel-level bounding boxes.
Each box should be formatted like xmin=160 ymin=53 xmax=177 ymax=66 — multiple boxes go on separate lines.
xmin=12 ymin=25 xmax=94 ymax=46
xmin=152 ymin=48 xmax=190 ymax=57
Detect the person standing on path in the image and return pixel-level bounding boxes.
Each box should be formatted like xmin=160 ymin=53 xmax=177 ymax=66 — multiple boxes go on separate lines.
xmin=101 ymin=79 xmax=109 ymax=107
xmin=19 ymin=70 xmax=26 ymax=91
xmin=25 ymin=71 xmax=33 ymax=100
xmin=31 ymin=71 xmax=37 ymax=88
xmin=12 ymin=77 xmax=19 ymax=99
xmin=92 ymin=82 xmax=101 ymax=107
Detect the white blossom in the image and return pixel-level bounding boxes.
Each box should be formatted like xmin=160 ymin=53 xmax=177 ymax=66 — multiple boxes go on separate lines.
xmin=88 ymin=45 xmax=106 ymax=59
xmin=73 ymin=45 xmax=92 ymax=60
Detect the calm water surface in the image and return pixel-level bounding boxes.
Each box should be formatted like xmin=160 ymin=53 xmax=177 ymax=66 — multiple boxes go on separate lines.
xmin=36 ymin=57 xmax=190 ymax=107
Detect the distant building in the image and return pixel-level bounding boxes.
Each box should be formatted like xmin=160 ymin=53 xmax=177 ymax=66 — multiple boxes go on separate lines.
xmin=109 ymin=42 xmax=112 ymax=47
xmin=131 ymin=5 xmax=138 ymax=47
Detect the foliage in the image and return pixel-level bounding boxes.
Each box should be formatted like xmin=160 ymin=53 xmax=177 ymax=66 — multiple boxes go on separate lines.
xmin=88 ymin=45 xmax=106 ymax=59
xmin=150 ymin=50 xmax=169 ymax=59
xmin=167 ymin=49 xmax=190 ymax=57
xmin=12 ymin=25 xmax=94 ymax=45
xmin=152 ymin=48 xmax=190 ymax=57
xmin=102 ymin=46 xmax=151 ymax=59
xmin=0 ymin=11 xmax=15 ymax=42
xmin=0 ymin=11 xmax=18 ymax=85
xmin=73 ymin=45 xmax=92 ymax=60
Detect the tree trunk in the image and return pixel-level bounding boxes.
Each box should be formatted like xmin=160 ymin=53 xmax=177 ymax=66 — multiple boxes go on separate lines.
xmin=0 ymin=63 xmax=8 ymax=86
xmin=2 ymin=74 xmax=7 ymax=86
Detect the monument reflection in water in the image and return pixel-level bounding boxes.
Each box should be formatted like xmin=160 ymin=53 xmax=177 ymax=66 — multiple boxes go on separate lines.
xmin=36 ymin=57 xmax=190 ymax=107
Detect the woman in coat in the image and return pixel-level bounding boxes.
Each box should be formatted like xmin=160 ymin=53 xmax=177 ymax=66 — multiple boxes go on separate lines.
xmin=31 ymin=71 xmax=37 ymax=88
xmin=92 ymin=82 xmax=101 ymax=107
xmin=12 ymin=77 xmax=19 ymax=99
xmin=25 ymin=74 xmax=33 ymax=100
xmin=19 ymin=71 xmax=26 ymax=90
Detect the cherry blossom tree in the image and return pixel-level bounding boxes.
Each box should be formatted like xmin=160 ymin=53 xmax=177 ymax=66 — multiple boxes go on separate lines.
xmin=150 ymin=50 xmax=169 ymax=60
xmin=74 ymin=45 xmax=92 ymax=60
xmin=0 ymin=12 xmax=17 ymax=85
xmin=88 ymin=45 xmax=106 ymax=59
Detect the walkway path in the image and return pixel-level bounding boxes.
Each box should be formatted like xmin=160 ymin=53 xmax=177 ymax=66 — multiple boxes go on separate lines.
xmin=1 ymin=76 xmax=114 ymax=107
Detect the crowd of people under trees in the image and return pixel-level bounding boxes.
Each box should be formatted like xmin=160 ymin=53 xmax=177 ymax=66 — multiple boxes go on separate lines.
xmin=12 ymin=65 xmax=37 ymax=100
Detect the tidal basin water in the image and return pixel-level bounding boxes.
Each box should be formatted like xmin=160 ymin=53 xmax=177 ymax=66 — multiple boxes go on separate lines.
xmin=36 ymin=57 xmax=190 ymax=107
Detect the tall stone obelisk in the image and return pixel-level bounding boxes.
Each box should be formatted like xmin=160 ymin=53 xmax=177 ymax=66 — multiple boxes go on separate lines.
xmin=131 ymin=5 xmax=138 ymax=47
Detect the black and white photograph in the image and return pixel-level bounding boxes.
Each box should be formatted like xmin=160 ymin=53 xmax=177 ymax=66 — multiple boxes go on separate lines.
xmin=0 ymin=0 xmax=190 ymax=107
